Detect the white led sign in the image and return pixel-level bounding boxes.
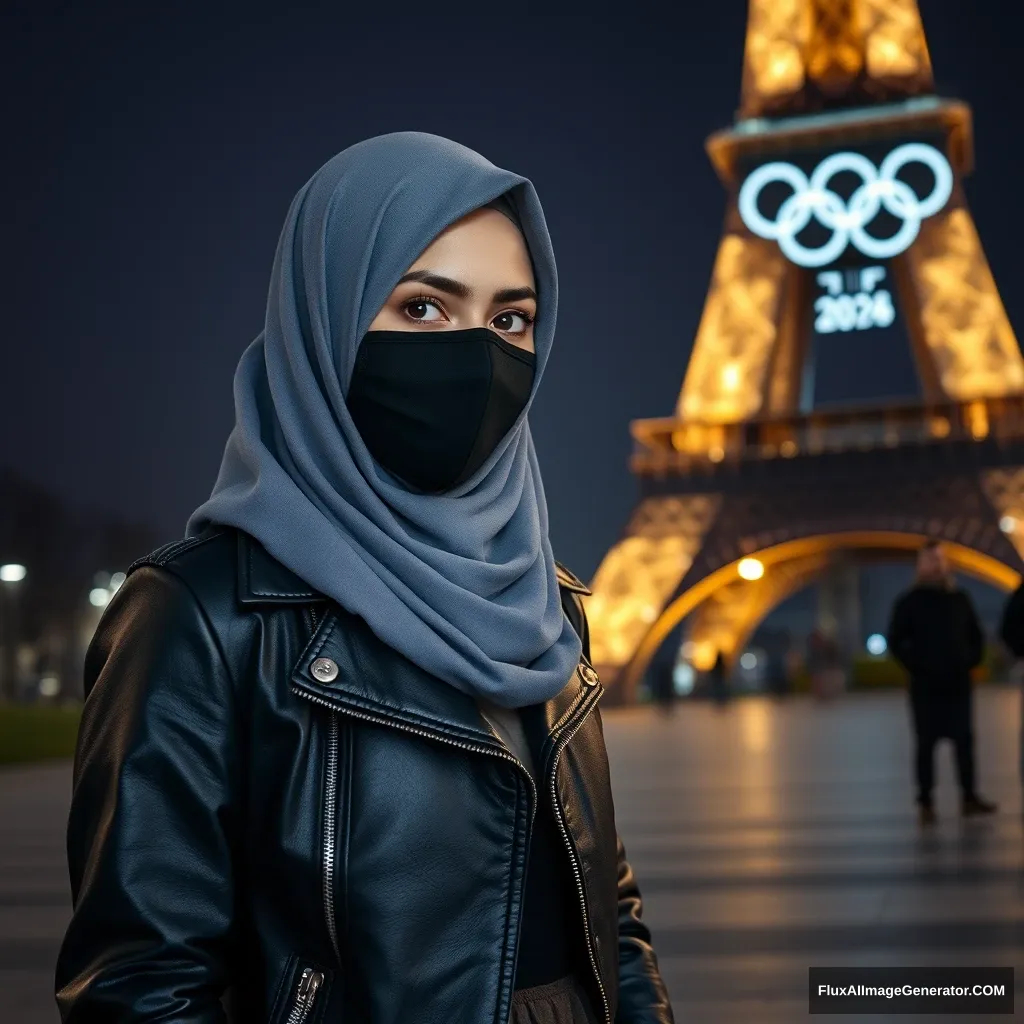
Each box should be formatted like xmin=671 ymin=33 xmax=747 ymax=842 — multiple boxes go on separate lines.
xmin=813 ymin=266 xmax=895 ymax=334
xmin=737 ymin=142 xmax=953 ymax=268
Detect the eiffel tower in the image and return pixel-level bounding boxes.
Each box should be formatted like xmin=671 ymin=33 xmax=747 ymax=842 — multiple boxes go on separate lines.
xmin=585 ymin=0 xmax=1024 ymax=703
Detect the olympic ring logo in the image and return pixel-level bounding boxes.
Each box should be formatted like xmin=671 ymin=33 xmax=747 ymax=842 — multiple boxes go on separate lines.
xmin=737 ymin=142 xmax=954 ymax=268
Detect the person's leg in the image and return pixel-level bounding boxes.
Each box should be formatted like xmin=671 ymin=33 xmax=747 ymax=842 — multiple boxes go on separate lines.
xmin=911 ymin=696 xmax=936 ymax=815
xmin=915 ymin=731 xmax=936 ymax=805
xmin=955 ymin=689 xmax=998 ymax=815
xmin=951 ymin=693 xmax=976 ymax=799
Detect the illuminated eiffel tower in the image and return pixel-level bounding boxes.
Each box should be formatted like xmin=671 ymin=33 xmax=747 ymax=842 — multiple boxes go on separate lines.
xmin=585 ymin=0 xmax=1024 ymax=703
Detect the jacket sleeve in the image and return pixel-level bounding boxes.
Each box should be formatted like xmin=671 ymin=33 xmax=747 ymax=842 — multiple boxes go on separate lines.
xmin=960 ymin=591 xmax=985 ymax=670
xmin=561 ymin=586 xmax=674 ymax=1021
xmin=55 ymin=565 xmax=240 ymax=1023
xmin=886 ymin=593 xmax=916 ymax=674
xmin=615 ymin=834 xmax=675 ymax=1023
xmin=1000 ymin=583 xmax=1024 ymax=658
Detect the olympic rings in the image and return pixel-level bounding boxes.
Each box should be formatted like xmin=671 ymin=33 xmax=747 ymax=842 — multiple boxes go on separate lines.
xmin=737 ymin=142 xmax=954 ymax=267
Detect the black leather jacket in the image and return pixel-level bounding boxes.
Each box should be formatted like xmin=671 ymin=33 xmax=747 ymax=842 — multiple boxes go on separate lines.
xmin=55 ymin=527 xmax=674 ymax=1023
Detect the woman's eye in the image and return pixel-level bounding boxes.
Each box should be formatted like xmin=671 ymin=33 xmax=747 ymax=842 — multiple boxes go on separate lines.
xmin=492 ymin=311 xmax=531 ymax=334
xmin=404 ymin=300 xmax=446 ymax=322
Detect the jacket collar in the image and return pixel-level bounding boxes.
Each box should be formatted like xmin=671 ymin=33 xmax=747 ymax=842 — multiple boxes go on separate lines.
xmin=555 ymin=561 xmax=592 ymax=596
xmin=237 ymin=531 xmax=321 ymax=604
xmin=237 ymin=531 xmax=602 ymax=751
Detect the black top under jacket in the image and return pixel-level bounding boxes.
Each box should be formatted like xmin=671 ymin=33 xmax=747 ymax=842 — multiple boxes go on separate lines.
xmin=514 ymin=745 xmax=586 ymax=990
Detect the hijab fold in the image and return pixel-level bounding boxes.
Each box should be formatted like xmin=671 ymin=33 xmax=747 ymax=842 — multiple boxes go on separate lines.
xmin=186 ymin=132 xmax=582 ymax=708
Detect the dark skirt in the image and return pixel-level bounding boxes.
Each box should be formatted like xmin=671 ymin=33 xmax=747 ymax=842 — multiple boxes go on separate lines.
xmin=510 ymin=975 xmax=598 ymax=1024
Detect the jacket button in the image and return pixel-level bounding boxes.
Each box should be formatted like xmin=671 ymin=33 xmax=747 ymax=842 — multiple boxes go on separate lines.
xmin=579 ymin=664 xmax=600 ymax=687
xmin=311 ymin=657 xmax=339 ymax=683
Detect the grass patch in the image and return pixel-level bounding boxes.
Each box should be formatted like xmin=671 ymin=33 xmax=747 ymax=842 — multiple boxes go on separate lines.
xmin=0 ymin=703 xmax=81 ymax=765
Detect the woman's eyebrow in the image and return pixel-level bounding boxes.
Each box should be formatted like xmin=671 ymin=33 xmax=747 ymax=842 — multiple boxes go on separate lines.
xmin=396 ymin=270 xmax=470 ymax=298
xmin=493 ymin=286 xmax=537 ymax=303
xmin=397 ymin=270 xmax=536 ymax=304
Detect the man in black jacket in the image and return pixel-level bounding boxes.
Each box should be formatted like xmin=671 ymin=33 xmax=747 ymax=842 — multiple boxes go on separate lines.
xmin=887 ymin=540 xmax=997 ymax=824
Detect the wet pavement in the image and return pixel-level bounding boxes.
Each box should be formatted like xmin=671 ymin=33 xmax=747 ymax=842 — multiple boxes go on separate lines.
xmin=609 ymin=686 xmax=1023 ymax=1022
xmin=1 ymin=686 xmax=1020 ymax=1022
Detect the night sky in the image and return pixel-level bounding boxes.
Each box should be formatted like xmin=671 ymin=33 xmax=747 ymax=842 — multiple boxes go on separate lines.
xmin=3 ymin=2 xmax=1024 ymax=581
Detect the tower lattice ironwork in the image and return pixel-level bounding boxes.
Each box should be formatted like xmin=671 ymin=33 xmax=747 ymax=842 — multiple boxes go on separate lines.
xmin=584 ymin=0 xmax=1024 ymax=702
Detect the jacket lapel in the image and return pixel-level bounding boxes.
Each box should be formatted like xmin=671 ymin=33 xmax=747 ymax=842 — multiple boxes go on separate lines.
xmin=521 ymin=668 xmax=603 ymax=780
xmin=292 ymin=604 xmax=501 ymax=746
xmin=238 ymin=530 xmax=601 ymax=751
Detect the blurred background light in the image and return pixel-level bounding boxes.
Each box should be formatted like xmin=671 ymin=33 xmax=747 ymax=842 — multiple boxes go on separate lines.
xmin=672 ymin=662 xmax=695 ymax=695
xmin=738 ymin=557 xmax=765 ymax=581
xmin=866 ymin=633 xmax=888 ymax=656
xmin=38 ymin=674 xmax=60 ymax=698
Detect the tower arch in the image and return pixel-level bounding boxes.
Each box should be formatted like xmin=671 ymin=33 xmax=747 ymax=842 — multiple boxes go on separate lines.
xmin=607 ymin=531 xmax=1017 ymax=703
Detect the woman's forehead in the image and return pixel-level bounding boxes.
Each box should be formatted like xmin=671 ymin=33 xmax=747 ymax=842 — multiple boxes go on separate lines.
xmin=405 ymin=211 xmax=534 ymax=281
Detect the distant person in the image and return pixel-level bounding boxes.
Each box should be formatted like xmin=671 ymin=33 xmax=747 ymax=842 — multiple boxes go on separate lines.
xmin=821 ymin=635 xmax=845 ymax=699
xmin=807 ymin=628 xmax=840 ymax=700
xmin=887 ymin=540 xmax=996 ymax=824
xmin=766 ymin=649 xmax=789 ymax=698
xmin=785 ymin=646 xmax=804 ymax=691
xmin=998 ymin=580 xmax=1024 ymax=800
xmin=649 ymin=662 xmax=676 ymax=715
xmin=708 ymin=651 xmax=729 ymax=706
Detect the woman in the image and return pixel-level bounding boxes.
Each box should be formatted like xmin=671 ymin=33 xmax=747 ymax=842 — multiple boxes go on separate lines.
xmin=55 ymin=132 xmax=674 ymax=1024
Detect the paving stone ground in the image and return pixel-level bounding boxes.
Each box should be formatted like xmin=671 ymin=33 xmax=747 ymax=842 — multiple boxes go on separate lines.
xmin=2 ymin=686 xmax=1020 ymax=1022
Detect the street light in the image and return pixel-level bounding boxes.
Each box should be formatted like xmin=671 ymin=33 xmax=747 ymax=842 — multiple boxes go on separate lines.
xmin=89 ymin=570 xmax=125 ymax=609
xmin=0 ymin=564 xmax=27 ymax=700
xmin=738 ymin=557 xmax=765 ymax=581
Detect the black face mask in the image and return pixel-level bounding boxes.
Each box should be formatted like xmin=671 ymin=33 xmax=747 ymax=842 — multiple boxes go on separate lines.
xmin=346 ymin=327 xmax=536 ymax=494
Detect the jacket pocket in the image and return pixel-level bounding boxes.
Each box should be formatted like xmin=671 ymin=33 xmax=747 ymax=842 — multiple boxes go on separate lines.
xmin=269 ymin=955 xmax=332 ymax=1024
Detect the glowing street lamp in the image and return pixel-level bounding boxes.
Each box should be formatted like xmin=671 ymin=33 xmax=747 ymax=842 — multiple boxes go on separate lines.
xmin=738 ymin=557 xmax=765 ymax=581
xmin=0 ymin=564 xmax=27 ymax=699
xmin=90 ymin=570 xmax=127 ymax=609
xmin=86 ymin=569 xmax=131 ymax=626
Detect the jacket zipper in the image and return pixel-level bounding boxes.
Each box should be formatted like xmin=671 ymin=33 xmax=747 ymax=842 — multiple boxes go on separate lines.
xmin=549 ymin=703 xmax=612 ymax=1024
xmin=285 ymin=965 xmax=324 ymax=1024
xmin=321 ymin=712 xmax=341 ymax=962
xmin=306 ymin=607 xmax=342 ymax=964
xmin=294 ymin=678 xmax=538 ymax=1000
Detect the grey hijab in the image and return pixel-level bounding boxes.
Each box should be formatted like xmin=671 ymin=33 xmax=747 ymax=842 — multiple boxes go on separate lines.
xmin=186 ymin=131 xmax=582 ymax=708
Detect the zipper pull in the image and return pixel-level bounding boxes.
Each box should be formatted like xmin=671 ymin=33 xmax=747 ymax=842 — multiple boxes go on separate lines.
xmin=288 ymin=966 xmax=324 ymax=1023
xmin=297 ymin=966 xmax=323 ymax=1002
